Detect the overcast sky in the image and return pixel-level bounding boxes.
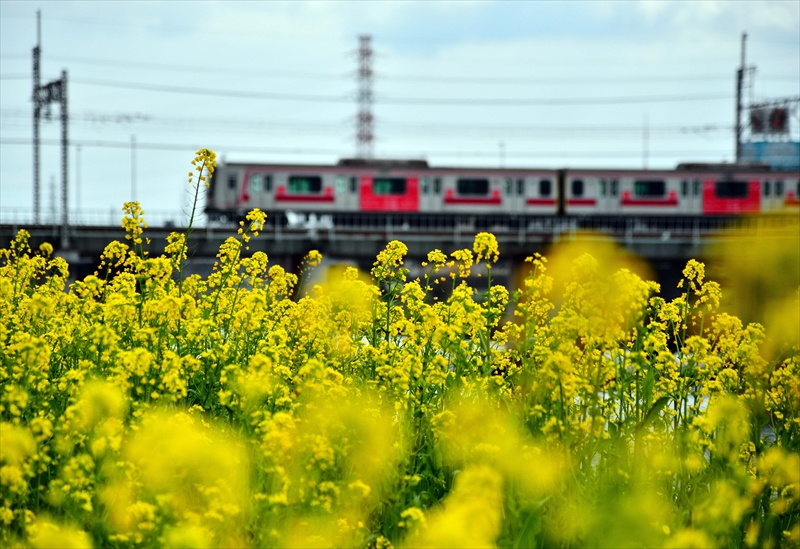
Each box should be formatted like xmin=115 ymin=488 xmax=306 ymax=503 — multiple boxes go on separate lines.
xmin=1 ymin=0 xmax=798 ymax=225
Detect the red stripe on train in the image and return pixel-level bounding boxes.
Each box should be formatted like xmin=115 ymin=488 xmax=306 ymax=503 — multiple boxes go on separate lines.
xmin=275 ymin=186 xmax=335 ymax=203
xmin=274 ymin=195 xmax=335 ymax=203
xmin=444 ymin=188 xmax=502 ymax=205
xmin=621 ymin=191 xmax=679 ymax=207
xmin=526 ymin=198 xmax=556 ymax=206
xmin=444 ymin=197 xmax=503 ymax=205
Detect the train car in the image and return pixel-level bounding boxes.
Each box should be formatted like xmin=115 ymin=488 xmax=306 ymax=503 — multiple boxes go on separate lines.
xmin=561 ymin=165 xmax=794 ymax=216
xmin=206 ymin=159 xmax=562 ymax=222
xmin=205 ymin=159 xmax=799 ymax=223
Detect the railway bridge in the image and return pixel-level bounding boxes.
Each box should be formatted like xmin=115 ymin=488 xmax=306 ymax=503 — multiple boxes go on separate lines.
xmin=1 ymin=213 xmax=795 ymax=300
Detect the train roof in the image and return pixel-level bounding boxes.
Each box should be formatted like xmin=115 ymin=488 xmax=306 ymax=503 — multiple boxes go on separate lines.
xmin=337 ymin=158 xmax=429 ymax=169
xmin=675 ymin=162 xmax=771 ymax=171
xmin=216 ymin=159 xmax=797 ymax=175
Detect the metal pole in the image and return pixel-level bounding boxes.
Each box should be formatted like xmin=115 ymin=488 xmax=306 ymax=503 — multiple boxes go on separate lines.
xmin=131 ymin=134 xmax=136 ymax=202
xmin=50 ymin=174 xmax=56 ymax=224
xmin=643 ymin=114 xmax=649 ymax=169
xmin=735 ymin=32 xmax=747 ymax=163
xmin=32 ymin=10 xmax=41 ymax=224
xmin=60 ymin=70 xmax=68 ymax=249
xmin=76 ymin=144 xmax=81 ymax=224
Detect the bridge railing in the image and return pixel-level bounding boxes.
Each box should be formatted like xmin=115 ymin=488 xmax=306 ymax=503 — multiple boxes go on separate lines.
xmin=240 ymin=213 xmax=795 ymax=244
xmin=3 ymin=209 xmax=796 ymax=247
xmin=0 ymin=208 xmax=196 ymax=228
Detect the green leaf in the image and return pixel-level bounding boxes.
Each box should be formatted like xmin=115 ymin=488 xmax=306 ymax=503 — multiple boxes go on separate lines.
xmin=635 ymin=396 xmax=671 ymax=435
xmin=641 ymin=365 xmax=656 ymax=408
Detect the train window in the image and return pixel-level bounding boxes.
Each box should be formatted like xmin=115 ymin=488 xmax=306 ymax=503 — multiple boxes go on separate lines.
xmin=457 ymin=178 xmax=490 ymax=195
xmin=776 ymin=180 xmax=784 ymax=196
xmin=571 ymin=179 xmax=584 ymax=197
xmin=227 ymin=174 xmax=237 ymax=189
xmin=681 ymin=180 xmax=688 ymax=197
xmin=373 ymin=178 xmax=407 ymax=195
xmin=421 ymin=177 xmax=430 ymax=194
xmin=611 ymin=179 xmax=619 ymax=196
xmin=249 ymin=173 xmax=262 ymax=193
xmin=288 ymin=175 xmax=322 ymax=194
xmin=434 ymin=178 xmax=442 ymax=194
xmin=634 ymin=180 xmax=666 ymax=197
xmin=600 ymin=179 xmax=607 ymax=196
xmin=504 ymin=178 xmax=513 ymax=195
xmin=715 ymin=180 xmax=749 ymax=198
xmin=693 ymin=179 xmax=700 ymax=196
xmin=539 ymin=179 xmax=552 ymax=197
xmin=517 ymin=179 xmax=525 ymax=196
xmin=336 ymin=176 xmax=346 ymax=194
xmin=764 ymin=181 xmax=771 ymax=197
xmin=264 ymin=175 xmax=272 ymax=192
xmin=349 ymin=177 xmax=357 ymax=193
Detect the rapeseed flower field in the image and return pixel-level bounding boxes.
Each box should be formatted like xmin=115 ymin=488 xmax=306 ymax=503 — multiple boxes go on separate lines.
xmin=1 ymin=150 xmax=798 ymax=548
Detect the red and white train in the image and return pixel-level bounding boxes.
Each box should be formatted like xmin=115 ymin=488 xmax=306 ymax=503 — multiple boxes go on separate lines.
xmin=205 ymin=159 xmax=800 ymax=223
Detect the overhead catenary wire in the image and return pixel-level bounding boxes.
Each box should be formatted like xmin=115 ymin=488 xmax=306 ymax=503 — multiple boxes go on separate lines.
xmin=1 ymin=108 xmax=736 ymax=136
xmin=0 ymin=137 xmax=735 ymax=159
xmin=2 ymin=58 xmax=797 ymax=85
xmin=51 ymin=77 xmax=735 ymax=106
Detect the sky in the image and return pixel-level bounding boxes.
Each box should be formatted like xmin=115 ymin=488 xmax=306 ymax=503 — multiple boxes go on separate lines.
xmin=0 ymin=0 xmax=798 ymax=226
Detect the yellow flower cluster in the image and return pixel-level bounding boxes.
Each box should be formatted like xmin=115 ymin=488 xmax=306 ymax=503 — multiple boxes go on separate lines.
xmin=1 ymin=154 xmax=798 ymax=548
xmin=189 ymin=147 xmax=216 ymax=188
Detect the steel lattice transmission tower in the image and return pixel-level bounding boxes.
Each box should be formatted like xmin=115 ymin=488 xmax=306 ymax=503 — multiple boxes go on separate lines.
xmin=356 ymin=35 xmax=374 ymax=159
xmin=31 ymin=10 xmax=69 ymax=248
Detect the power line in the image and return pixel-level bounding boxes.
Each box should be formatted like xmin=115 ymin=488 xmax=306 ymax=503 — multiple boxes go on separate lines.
xmin=71 ymin=77 xmax=349 ymax=102
xmin=0 ymin=137 xmax=734 ymax=159
xmin=0 ymin=137 xmax=344 ymax=155
xmin=378 ymin=73 xmax=799 ymax=85
xmin=0 ymin=56 xmax=349 ymax=81
xmin=66 ymin=77 xmax=735 ymax=106
xmin=0 ymin=109 xmax=737 ymax=136
xmin=2 ymin=58 xmax=798 ymax=86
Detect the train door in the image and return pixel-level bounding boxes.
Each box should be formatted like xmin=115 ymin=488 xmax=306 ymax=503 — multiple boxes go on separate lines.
xmin=502 ymin=176 xmax=526 ymax=214
xmin=220 ymin=166 xmax=243 ymax=210
xmin=597 ymin=176 xmax=620 ymax=215
xmin=679 ymin=176 xmax=702 ymax=214
xmin=419 ymin=174 xmax=437 ymax=213
xmin=335 ymin=174 xmax=359 ymax=213
xmin=761 ymin=176 xmax=800 ymax=211
xmin=790 ymin=179 xmax=800 ymax=207
xmin=243 ymin=171 xmax=273 ymax=211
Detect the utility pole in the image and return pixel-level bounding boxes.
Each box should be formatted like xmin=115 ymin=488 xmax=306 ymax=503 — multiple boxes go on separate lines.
xmin=76 ymin=144 xmax=81 ymax=223
xmin=735 ymin=32 xmax=747 ymax=163
xmin=32 ymin=11 xmax=40 ymax=224
xmin=356 ymin=35 xmax=374 ymax=159
xmin=60 ymin=69 xmax=68 ymax=249
xmin=131 ymin=134 xmax=137 ymax=202
xmin=643 ymin=114 xmax=649 ymax=169
xmin=49 ymin=174 xmax=56 ymax=224
xmin=32 ymin=11 xmax=69 ymax=247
